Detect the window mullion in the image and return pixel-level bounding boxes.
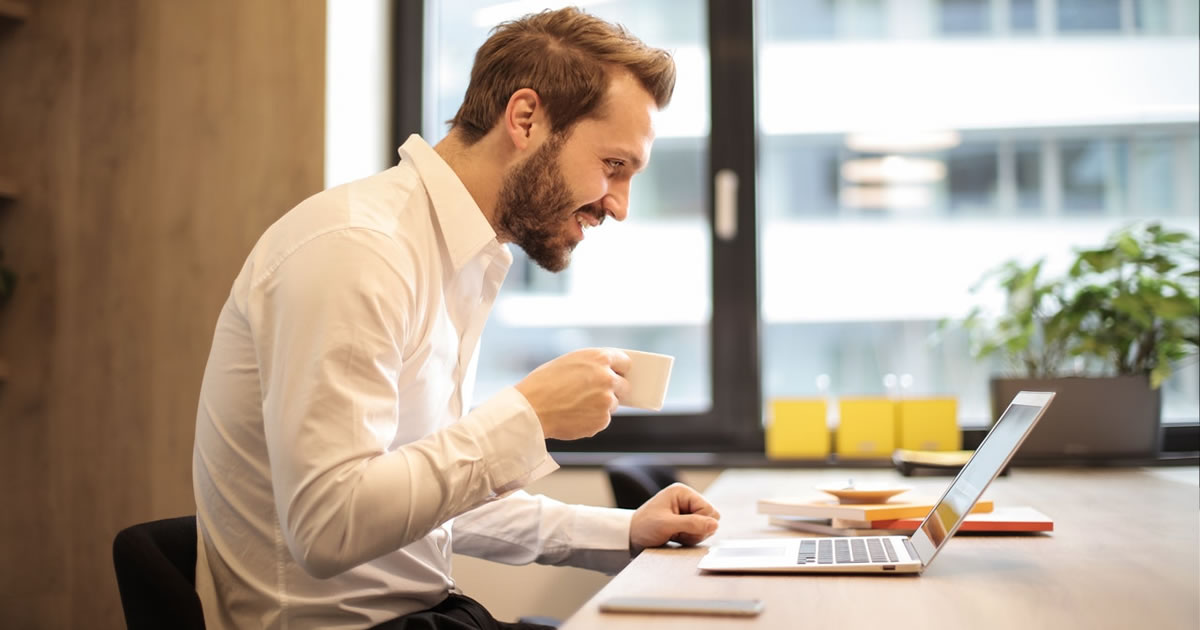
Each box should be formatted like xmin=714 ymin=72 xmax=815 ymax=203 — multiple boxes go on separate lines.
xmin=708 ymin=0 xmax=762 ymax=449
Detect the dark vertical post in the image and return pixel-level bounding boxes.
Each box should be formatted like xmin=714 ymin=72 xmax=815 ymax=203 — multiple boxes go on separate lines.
xmin=391 ymin=0 xmax=425 ymax=158
xmin=709 ymin=0 xmax=762 ymax=449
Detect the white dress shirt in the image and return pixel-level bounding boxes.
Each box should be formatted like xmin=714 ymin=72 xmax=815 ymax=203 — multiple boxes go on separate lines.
xmin=192 ymin=135 xmax=634 ymax=630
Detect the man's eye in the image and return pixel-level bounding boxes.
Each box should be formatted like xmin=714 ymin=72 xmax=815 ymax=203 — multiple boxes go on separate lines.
xmin=606 ymin=159 xmax=625 ymax=170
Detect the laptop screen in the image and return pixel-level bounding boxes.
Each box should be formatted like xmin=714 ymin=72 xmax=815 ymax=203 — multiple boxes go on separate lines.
xmin=909 ymin=391 xmax=1054 ymax=564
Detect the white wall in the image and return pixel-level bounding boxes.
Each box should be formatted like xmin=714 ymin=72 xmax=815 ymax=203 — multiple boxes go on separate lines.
xmin=325 ymin=0 xmax=393 ymax=188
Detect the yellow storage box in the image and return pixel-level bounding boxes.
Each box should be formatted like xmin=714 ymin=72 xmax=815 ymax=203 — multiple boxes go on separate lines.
xmin=897 ymin=397 xmax=961 ymax=451
xmin=836 ymin=398 xmax=897 ymax=458
xmin=766 ymin=399 xmax=829 ymax=459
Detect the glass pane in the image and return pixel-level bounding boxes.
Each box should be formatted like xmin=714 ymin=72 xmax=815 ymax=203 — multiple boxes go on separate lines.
xmin=1010 ymin=0 xmax=1037 ymax=32
xmin=945 ymin=142 xmax=998 ymax=214
xmin=762 ymin=0 xmax=836 ymax=41
xmin=756 ymin=0 xmax=1199 ymax=427
xmin=1129 ymin=136 xmax=1175 ymax=215
xmin=1178 ymin=1 xmax=1200 ymax=36
xmin=424 ymin=1 xmax=712 ymax=413
xmin=1057 ymin=0 xmax=1122 ymax=32
xmin=1014 ymin=141 xmax=1041 ymax=212
xmin=761 ymin=0 xmax=885 ymax=41
xmin=1134 ymin=0 xmax=1171 ymax=34
xmin=760 ymin=138 xmax=842 ymax=218
xmin=1060 ymin=139 xmax=1128 ymax=215
xmin=939 ymin=0 xmax=992 ymax=35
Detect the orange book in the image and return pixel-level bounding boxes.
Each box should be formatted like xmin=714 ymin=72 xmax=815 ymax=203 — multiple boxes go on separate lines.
xmin=756 ymin=497 xmax=994 ymax=522
xmin=868 ymin=506 xmax=1053 ymax=532
xmin=770 ymin=506 xmax=1053 ymax=536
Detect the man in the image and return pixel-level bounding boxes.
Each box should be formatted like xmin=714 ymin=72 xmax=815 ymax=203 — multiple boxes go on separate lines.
xmin=192 ymin=7 xmax=720 ymax=630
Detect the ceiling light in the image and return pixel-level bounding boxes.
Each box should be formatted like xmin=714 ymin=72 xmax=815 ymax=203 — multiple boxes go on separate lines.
xmin=845 ymin=130 xmax=962 ymax=153
xmin=841 ymin=156 xmax=947 ymax=184
xmin=840 ymin=185 xmax=934 ymax=210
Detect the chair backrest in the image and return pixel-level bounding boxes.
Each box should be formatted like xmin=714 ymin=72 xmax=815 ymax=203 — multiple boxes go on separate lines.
xmin=112 ymin=515 xmax=206 ymax=630
xmin=603 ymin=456 xmax=679 ymax=510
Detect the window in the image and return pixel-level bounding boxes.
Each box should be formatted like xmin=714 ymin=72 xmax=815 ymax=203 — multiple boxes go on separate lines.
xmin=755 ymin=0 xmax=1199 ymax=427
xmin=397 ymin=0 xmax=1200 ymax=452
xmin=415 ymin=0 xmax=761 ymax=452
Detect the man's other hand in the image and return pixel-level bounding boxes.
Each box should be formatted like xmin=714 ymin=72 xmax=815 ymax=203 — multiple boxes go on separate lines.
xmin=515 ymin=348 xmax=632 ymax=440
xmin=629 ymin=483 xmax=720 ymax=554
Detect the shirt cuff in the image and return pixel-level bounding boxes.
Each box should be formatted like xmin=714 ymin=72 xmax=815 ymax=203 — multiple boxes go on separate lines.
xmin=570 ymin=504 xmax=635 ymax=551
xmin=468 ymin=386 xmax=559 ymax=497
xmin=565 ymin=505 xmax=636 ymax=575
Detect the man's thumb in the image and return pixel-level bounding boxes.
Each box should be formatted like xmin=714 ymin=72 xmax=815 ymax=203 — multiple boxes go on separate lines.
xmin=683 ymin=514 xmax=718 ymax=535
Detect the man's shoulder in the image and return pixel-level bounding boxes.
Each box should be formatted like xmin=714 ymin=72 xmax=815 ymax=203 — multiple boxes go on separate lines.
xmin=242 ymin=166 xmax=436 ymax=289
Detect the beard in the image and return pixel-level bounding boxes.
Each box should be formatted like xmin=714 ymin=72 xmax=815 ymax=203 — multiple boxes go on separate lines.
xmin=495 ymin=133 xmax=590 ymax=273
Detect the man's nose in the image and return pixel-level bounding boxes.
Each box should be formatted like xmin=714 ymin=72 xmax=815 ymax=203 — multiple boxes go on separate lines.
xmin=603 ymin=181 xmax=631 ymax=222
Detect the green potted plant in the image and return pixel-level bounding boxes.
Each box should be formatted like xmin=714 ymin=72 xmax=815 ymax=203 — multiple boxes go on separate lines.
xmin=959 ymin=222 xmax=1199 ymax=460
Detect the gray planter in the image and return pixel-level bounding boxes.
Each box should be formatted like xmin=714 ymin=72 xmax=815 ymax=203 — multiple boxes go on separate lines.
xmin=989 ymin=375 xmax=1161 ymax=463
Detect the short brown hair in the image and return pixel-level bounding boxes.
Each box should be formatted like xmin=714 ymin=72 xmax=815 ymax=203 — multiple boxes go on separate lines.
xmin=449 ymin=7 xmax=676 ymax=144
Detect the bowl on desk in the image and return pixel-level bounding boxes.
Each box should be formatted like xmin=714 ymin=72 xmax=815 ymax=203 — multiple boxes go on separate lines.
xmin=817 ymin=484 xmax=912 ymax=504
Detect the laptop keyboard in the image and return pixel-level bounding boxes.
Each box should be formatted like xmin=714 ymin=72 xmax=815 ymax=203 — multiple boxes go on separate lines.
xmin=797 ymin=537 xmax=900 ymax=565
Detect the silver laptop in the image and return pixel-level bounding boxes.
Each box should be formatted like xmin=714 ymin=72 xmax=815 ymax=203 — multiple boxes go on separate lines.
xmin=698 ymin=391 xmax=1055 ymax=574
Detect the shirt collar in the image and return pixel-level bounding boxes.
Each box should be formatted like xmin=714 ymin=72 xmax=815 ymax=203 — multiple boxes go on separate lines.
xmin=397 ymin=134 xmax=498 ymax=270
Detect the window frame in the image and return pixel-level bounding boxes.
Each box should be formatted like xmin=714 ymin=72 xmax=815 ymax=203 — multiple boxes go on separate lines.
xmin=393 ymin=0 xmax=765 ymax=453
xmin=393 ymin=1 xmax=1199 ymax=457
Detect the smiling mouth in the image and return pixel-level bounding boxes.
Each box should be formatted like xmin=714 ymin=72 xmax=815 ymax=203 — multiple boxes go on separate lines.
xmin=573 ymin=207 xmax=604 ymax=237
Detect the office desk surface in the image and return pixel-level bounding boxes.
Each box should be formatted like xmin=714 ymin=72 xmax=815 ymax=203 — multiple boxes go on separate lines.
xmin=562 ymin=467 xmax=1199 ymax=630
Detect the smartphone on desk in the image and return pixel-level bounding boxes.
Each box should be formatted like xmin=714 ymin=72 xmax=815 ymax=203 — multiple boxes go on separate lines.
xmin=599 ymin=596 xmax=764 ymax=617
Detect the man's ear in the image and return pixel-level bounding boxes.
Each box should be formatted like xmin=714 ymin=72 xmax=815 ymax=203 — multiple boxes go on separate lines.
xmin=503 ymin=88 xmax=546 ymax=151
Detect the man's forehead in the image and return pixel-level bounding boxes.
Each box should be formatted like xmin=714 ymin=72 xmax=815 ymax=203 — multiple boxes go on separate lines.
xmin=580 ymin=100 xmax=658 ymax=169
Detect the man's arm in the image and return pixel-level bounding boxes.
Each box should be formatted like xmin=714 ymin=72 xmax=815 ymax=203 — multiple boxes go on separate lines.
xmin=249 ymin=229 xmax=555 ymax=579
xmin=451 ymin=491 xmax=635 ymax=575
xmin=451 ymin=484 xmax=720 ymax=575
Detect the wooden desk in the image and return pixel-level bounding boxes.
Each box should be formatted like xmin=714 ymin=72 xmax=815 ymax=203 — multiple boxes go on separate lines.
xmin=562 ymin=467 xmax=1199 ymax=630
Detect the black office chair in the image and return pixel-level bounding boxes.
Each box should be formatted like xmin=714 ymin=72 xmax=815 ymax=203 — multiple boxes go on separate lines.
xmin=603 ymin=455 xmax=679 ymax=509
xmin=112 ymin=515 xmax=206 ymax=630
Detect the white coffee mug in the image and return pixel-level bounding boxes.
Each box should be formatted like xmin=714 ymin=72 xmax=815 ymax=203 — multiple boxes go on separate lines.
xmin=619 ymin=349 xmax=675 ymax=411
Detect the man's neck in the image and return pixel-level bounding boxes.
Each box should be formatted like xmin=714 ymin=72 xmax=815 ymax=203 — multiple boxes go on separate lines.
xmin=433 ymin=131 xmax=507 ymax=237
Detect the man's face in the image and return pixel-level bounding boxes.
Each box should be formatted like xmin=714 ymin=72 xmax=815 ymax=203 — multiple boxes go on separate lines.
xmin=495 ymin=72 xmax=657 ymax=272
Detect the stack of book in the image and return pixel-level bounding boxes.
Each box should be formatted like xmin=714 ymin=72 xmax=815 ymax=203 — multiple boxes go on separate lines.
xmin=757 ymin=496 xmax=1053 ymax=536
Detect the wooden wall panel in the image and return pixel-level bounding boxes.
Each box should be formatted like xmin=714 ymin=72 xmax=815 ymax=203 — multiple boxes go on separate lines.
xmin=0 ymin=1 xmax=325 ymax=627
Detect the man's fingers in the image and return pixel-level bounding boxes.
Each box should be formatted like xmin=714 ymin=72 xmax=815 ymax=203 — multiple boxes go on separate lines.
xmin=668 ymin=485 xmax=721 ymax=520
xmin=605 ymin=348 xmax=632 ymax=375
xmin=675 ymin=514 xmax=718 ymax=536
xmin=668 ymin=514 xmax=719 ymax=546
xmin=689 ymin=503 xmax=720 ymax=520
xmin=611 ymin=372 xmax=631 ymax=404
